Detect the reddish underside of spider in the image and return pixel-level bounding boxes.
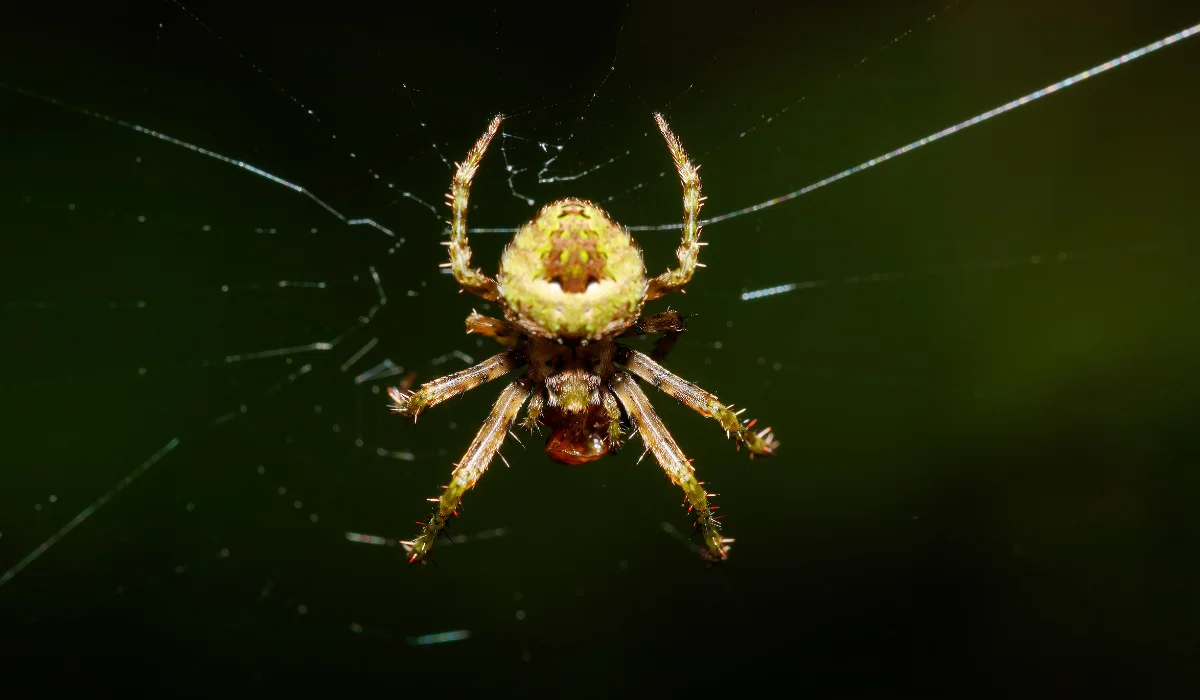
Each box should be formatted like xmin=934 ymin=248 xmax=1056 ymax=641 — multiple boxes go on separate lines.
xmin=543 ymin=403 xmax=612 ymax=465
xmin=388 ymin=113 xmax=778 ymax=564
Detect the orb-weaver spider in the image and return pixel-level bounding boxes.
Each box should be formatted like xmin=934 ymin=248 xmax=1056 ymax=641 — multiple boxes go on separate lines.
xmin=389 ymin=113 xmax=778 ymax=563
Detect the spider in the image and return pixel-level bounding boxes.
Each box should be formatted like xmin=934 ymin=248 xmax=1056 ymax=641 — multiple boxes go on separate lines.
xmin=388 ymin=113 xmax=778 ymax=563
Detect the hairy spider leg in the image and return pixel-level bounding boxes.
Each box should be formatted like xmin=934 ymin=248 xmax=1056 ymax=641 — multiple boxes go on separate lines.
xmin=388 ymin=350 xmax=522 ymax=421
xmin=617 ymin=346 xmax=778 ymax=456
xmin=619 ymin=309 xmax=688 ymax=362
xmin=620 ymin=309 xmax=687 ymax=337
xmin=646 ymin=113 xmax=706 ymax=301
xmin=403 ymin=379 xmax=534 ymax=564
xmin=465 ymin=311 xmax=523 ymax=349
xmin=443 ymin=114 xmax=503 ymax=301
xmin=601 ymin=389 xmax=624 ymax=447
xmin=520 ymin=391 xmax=545 ymax=433
xmin=607 ymin=372 xmax=730 ymax=561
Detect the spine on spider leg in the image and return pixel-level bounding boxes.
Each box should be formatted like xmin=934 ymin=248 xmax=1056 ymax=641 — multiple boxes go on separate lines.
xmin=617 ymin=346 xmax=778 ymax=457
xmin=709 ymin=401 xmax=779 ymax=457
xmin=649 ymin=112 xmax=707 ymax=296
xmin=402 ymin=482 xmax=468 ymax=564
xmin=653 ymin=116 xmax=704 ymax=231
xmin=387 ymin=385 xmax=428 ymax=420
xmin=448 ymin=114 xmax=503 ymax=244
xmin=677 ymin=472 xmax=731 ymax=561
xmin=610 ymin=370 xmax=730 ymax=560
xmin=444 ymin=115 xmax=503 ymax=300
xmin=648 ymin=429 xmax=727 ymax=560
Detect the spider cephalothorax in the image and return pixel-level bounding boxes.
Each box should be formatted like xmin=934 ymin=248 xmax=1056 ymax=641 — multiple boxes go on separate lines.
xmin=389 ymin=113 xmax=778 ymax=563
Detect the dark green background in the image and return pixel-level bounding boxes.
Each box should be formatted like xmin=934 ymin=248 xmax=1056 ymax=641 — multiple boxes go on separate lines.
xmin=2 ymin=0 xmax=1198 ymax=694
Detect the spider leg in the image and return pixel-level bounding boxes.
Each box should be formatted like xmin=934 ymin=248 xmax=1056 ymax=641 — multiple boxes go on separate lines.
xmin=646 ymin=113 xmax=705 ymax=301
xmin=607 ymin=371 xmax=730 ymax=561
xmin=403 ymin=378 xmax=534 ymax=564
xmin=520 ymin=390 xmax=545 ymax=433
xmin=443 ymin=114 xmax=503 ymax=301
xmin=616 ymin=346 xmax=778 ymax=456
xmin=620 ymin=309 xmax=688 ymax=362
xmin=621 ymin=310 xmax=687 ymax=337
xmin=388 ymin=350 xmax=523 ymax=421
xmin=465 ymin=310 xmax=523 ymax=349
xmin=602 ymin=388 xmax=624 ymax=449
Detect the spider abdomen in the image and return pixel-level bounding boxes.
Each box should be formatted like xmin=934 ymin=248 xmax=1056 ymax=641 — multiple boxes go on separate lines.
xmin=497 ymin=198 xmax=647 ymax=341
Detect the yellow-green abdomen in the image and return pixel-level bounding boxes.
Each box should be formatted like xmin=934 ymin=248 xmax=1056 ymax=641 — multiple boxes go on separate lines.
xmin=497 ymin=198 xmax=647 ymax=340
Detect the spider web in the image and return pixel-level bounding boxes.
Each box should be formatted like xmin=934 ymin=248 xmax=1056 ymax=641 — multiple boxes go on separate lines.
xmin=2 ymin=0 xmax=1199 ymax=692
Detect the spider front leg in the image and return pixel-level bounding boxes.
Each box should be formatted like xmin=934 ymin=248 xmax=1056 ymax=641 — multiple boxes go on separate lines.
xmin=404 ymin=378 xmax=534 ymax=564
xmin=608 ymin=372 xmax=730 ymax=561
xmin=388 ymin=350 xmax=522 ymax=421
xmin=621 ymin=309 xmax=688 ymax=362
xmin=646 ymin=113 xmax=706 ymax=301
xmin=441 ymin=114 xmax=503 ymax=301
xmin=616 ymin=346 xmax=778 ymax=456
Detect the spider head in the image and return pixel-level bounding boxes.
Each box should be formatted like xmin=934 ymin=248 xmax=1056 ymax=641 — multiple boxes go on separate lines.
xmin=497 ymin=198 xmax=647 ymax=341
